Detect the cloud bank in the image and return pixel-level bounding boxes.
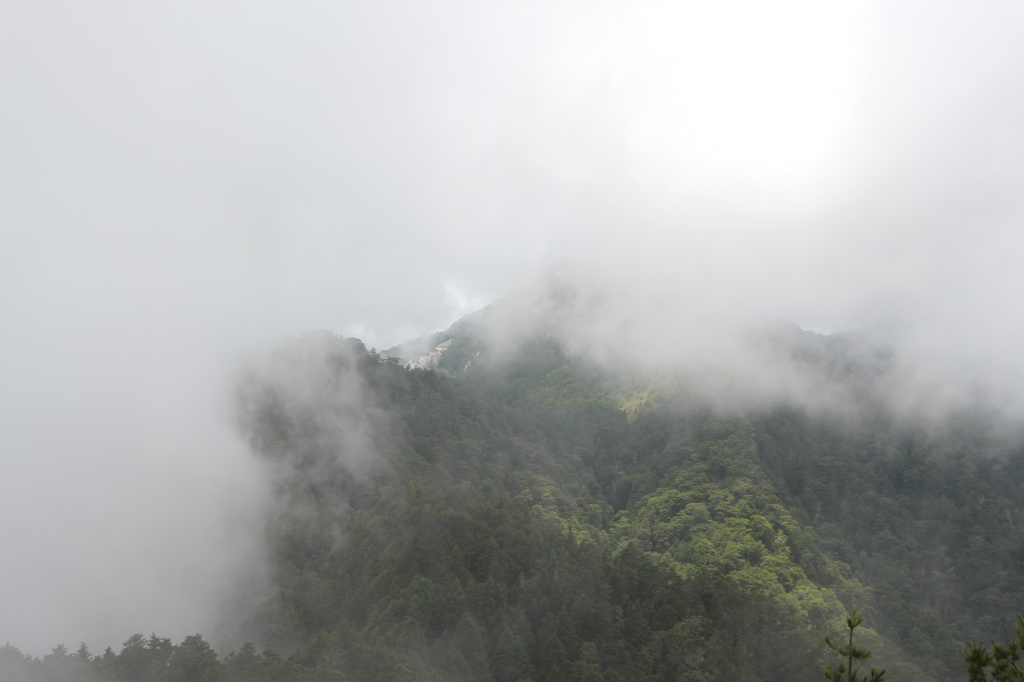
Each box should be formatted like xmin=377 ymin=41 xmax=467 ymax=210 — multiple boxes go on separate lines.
xmin=2 ymin=0 xmax=1023 ymax=653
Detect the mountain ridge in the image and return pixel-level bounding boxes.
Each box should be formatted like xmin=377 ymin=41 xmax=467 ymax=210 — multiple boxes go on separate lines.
xmin=6 ymin=270 xmax=1024 ymax=682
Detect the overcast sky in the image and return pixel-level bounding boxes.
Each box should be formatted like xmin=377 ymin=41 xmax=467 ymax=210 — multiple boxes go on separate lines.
xmin=2 ymin=0 xmax=1023 ymax=654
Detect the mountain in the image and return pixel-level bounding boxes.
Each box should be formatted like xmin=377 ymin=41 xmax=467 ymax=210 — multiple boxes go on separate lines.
xmin=6 ymin=268 xmax=1024 ymax=682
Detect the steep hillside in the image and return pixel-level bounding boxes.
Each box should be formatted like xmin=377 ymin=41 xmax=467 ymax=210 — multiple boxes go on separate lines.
xmin=223 ymin=327 xmax=1022 ymax=682
xmin=7 ymin=277 xmax=1024 ymax=682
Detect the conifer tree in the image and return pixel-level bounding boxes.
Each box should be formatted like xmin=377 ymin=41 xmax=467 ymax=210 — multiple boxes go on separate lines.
xmin=824 ymin=608 xmax=885 ymax=682
xmin=962 ymin=615 xmax=1024 ymax=681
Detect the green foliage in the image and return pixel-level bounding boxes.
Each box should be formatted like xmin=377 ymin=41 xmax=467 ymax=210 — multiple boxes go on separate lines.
xmin=756 ymin=407 xmax=1024 ymax=678
xmin=962 ymin=615 xmax=1024 ymax=681
xmin=225 ymin=334 xmax=866 ymax=681
xmin=13 ymin=330 xmax=1024 ymax=681
xmin=825 ymin=607 xmax=885 ymax=682
xmin=0 ymin=634 xmax=233 ymax=682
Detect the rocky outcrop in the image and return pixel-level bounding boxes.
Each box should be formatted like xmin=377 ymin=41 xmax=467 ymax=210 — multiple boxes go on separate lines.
xmin=406 ymin=338 xmax=452 ymax=370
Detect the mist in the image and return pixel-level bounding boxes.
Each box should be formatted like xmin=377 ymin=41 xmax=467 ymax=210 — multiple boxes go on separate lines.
xmin=2 ymin=0 xmax=1024 ymax=656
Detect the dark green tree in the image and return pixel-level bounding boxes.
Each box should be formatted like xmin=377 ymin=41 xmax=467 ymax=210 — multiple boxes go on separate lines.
xmin=168 ymin=634 xmax=222 ymax=682
xmin=962 ymin=615 xmax=1024 ymax=681
xmin=825 ymin=608 xmax=885 ymax=682
xmin=492 ymin=626 xmax=531 ymax=682
xmin=222 ymin=642 xmax=262 ymax=682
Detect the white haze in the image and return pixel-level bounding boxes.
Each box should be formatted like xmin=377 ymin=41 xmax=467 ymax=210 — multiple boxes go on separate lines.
xmin=2 ymin=0 xmax=1023 ymax=655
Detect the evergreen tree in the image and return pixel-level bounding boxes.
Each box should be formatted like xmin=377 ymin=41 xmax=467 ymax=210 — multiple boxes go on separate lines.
xmin=168 ymin=634 xmax=222 ymax=682
xmin=825 ymin=608 xmax=885 ymax=682
xmin=492 ymin=626 xmax=531 ymax=682
xmin=962 ymin=615 xmax=1024 ymax=682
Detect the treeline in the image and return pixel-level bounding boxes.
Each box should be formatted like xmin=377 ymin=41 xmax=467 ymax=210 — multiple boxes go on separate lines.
xmin=0 ymin=635 xmax=327 ymax=682
xmin=0 ymin=634 xmax=274 ymax=682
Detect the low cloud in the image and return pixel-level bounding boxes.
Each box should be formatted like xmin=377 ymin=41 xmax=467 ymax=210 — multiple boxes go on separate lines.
xmin=2 ymin=0 xmax=1023 ymax=655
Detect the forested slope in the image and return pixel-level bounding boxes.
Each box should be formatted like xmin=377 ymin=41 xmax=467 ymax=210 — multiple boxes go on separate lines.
xmin=6 ymin=321 xmax=1024 ymax=682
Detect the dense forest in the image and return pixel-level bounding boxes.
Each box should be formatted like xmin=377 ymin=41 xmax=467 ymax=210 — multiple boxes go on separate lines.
xmin=6 ymin=293 xmax=1024 ymax=682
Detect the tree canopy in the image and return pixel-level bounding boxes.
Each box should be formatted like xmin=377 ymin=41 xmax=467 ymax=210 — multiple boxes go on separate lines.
xmin=9 ymin=330 xmax=1024 ymax=681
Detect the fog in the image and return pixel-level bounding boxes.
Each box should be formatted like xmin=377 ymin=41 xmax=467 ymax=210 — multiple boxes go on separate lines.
xmin=2 ymin=0 xmax=1023 ymax=655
